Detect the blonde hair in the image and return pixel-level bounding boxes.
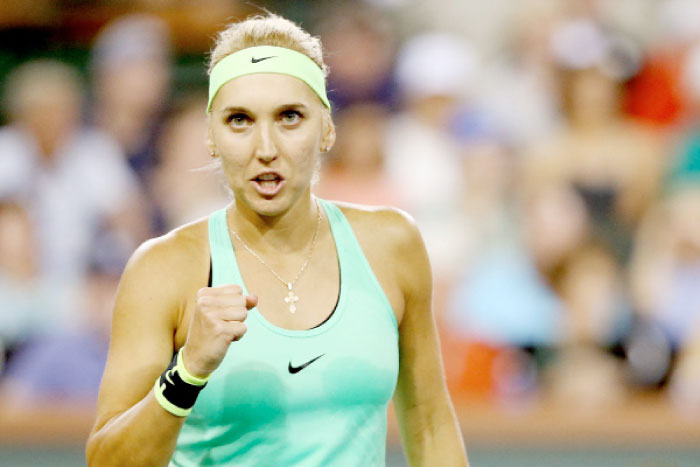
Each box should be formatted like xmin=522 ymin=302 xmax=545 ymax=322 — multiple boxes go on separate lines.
xmin=208 ymin=14 xmax=328 ymax=77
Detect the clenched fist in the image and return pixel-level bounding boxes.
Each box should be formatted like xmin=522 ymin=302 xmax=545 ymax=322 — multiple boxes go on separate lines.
xmin=181 ymin=284 xmax=257 ymax=379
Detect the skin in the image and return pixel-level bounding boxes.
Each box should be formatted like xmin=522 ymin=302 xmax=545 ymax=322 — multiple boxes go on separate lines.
xmin=86 ymin=71 xmax=467 ymax=466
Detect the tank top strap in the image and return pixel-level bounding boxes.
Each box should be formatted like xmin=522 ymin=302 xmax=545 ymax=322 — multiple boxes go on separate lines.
xmin=317 ymin=199 xmax=363 ymax=263
xmin=317 ymin=198 xmax=398 ymax=330
xmin=208 ymin=208 xmax=247 ymax=290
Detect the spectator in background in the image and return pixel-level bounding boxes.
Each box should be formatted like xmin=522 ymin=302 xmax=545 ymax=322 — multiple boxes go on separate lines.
xmin=670 ymin=324 xmax=700 ymax=415
xmin=628 ymin=183 xmax=700 ymax=389
xmin=151 ymin=94 xmax=229 ymax=231
xmin=0 ymin=200 xmax=74 ymax=372
xmin=442 ymin=173 xmax=577 ymax=403
xmin=444 ymin=18 xmax=656 ymax=407
xmin=524 ymin=19 xmax=663 ymax=266
xmin=642 ymin=33 xmax=700 ymax=398
xmin=385 ymin=32 xmax=476 ymax=282
xmin=533 ymin=200 xmax=631 ymax=356
xmin=516 ymin=19 xmax=662 ymax=408
xmin=637 ymin=29 xmax=700 ymax=392
xmin=91 ymin=13 xmax=172 ymax=183
xmin=314 ymin=103 xmax=402 ymax=207
xmin=0 ymin=59 xmax=146 ymax=282
xmin=445 ymin=149 xmax=634 ymax=408
xmin=0 ymin=260 xmax=117 ymax=409
xmin=625 ymin=0 xmax=700 ymax=127
xmin=544 ymin=242 xmax=631 ymax=411
xmin=317 ymin=4 xmax=397 ymax=111
xmin=476 ymin=0 xmax=562 ymax=147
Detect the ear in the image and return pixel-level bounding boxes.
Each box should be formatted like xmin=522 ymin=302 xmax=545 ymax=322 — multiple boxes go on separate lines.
xmin=320 ymin=110 xmax=336 ymax=153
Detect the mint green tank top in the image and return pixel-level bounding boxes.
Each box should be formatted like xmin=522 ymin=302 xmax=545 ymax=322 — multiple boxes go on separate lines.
xmin=171 ymin=199 xmax=399 ymax=466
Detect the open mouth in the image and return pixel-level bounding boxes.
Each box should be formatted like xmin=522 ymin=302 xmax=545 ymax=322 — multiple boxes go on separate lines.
xmin=255 ymin=173 xmax=282 ymax=187
xmin=251 ymin=172 xmax=285 ymax=196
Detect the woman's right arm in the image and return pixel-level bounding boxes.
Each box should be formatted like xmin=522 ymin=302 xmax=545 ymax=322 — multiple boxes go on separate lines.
xmin=86 ymin=235 xmax=197 ymax=466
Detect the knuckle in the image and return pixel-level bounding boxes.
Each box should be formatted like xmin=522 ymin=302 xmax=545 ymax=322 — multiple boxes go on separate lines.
xmin=197 ymin=295 xmax=215 ymax=308
xmin=230 ymin=322 xmax=247 ymax=342
xmin=235 ymin=321 xmax=247 ymax=335
xmin=223 ymin=307 xmax=247 ymax=322
xmin=198 ymin=314 xmax=213 ymax=329
xmin=213 ymin=322 xmax=228 ymax=336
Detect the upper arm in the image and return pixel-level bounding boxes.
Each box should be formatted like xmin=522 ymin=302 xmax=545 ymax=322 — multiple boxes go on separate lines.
xmin=377 ymin=210 xmax=467 ymax=466
xmin=91 ymin=233 xmax=199 ymax=433
xmin=388 ymin=212 xmax=446 ymax=410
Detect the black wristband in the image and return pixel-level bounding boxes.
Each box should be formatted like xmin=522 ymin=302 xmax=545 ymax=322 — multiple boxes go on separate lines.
xmin=153 ymin=350 xmax=208 ymax=417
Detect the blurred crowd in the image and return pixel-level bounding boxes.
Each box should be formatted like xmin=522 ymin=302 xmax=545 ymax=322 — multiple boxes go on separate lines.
xmin=2 ymin=0 xmax=700 ymax=422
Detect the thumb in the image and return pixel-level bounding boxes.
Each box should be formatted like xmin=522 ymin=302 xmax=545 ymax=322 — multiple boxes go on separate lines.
xmin=246 ymin=294 xmax=258 ymax=309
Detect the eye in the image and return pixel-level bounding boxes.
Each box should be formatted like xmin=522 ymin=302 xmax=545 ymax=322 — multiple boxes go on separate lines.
xmin=226 ymin=113 xmax=251 ymax=129
xmin=280 ymin=110 xmax=302 ymax=126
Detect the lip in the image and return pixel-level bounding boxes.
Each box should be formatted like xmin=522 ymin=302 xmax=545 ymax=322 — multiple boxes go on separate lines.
xmin=250 ymin=171 xmax=285 ymax=197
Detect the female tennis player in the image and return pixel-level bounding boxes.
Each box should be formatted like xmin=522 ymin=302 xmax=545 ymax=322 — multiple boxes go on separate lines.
xmin=86 ymin=14 xmax=468 ymax=466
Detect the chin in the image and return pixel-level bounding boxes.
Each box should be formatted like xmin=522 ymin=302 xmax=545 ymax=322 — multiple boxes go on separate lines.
xmin=241 ymin=194 xmax=292 ymax=218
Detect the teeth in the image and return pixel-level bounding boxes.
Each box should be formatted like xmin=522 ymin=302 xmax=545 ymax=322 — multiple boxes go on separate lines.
xmin=260 ymin=180 xmax=278 ymax=188
xmin=258 ymin=173 xmax=279 ymax=181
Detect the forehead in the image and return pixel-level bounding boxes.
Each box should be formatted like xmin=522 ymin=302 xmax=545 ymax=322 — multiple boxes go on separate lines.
xmin=212 ymin=73 xmax=320 ymax=111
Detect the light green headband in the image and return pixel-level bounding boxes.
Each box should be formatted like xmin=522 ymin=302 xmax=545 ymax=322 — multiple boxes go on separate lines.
xmin=207 ymin=45 xmax=330 ymax=112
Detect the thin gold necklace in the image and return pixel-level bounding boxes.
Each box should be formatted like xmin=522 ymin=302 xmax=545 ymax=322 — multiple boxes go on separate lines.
xmin=229 ymin=199 xmax=322 ymax=314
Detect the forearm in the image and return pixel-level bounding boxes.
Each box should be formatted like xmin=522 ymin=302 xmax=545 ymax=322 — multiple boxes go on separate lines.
xmin=86 ymin=391 xmax=185 ymax=467
xmin=399 ymin=402 xmax=468 ymax=467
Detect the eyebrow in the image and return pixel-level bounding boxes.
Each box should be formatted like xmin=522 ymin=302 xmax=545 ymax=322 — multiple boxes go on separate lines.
xmin=277 ymin=102 xmax=308 ymax=109
xmin=220 ymin=106 xmax=250 ymax=115
xmin=219 ymin=102 xmax=309 ymax=115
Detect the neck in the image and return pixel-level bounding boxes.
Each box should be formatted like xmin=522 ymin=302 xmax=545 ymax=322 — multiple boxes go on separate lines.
xmin=229 ymin=191 xmax=320 ymax=253
xmin=19 ymin=123 xmax=63 ymax=161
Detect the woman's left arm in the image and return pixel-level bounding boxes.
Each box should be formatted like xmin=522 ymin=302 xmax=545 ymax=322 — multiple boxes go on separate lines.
xmin=391 ymin=213 xmax=468 ymax=466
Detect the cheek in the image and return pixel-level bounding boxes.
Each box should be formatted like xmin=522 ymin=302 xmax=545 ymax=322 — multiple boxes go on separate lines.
xmin=213 ymin=129 xmax=251 ymax=176
xmin=282 ymin=131 xmax=320 ymax=175
xmin=219 ymin=157 xmax=247 ymax=188
xmin=216 ymin=150 xmax=250 ymax=191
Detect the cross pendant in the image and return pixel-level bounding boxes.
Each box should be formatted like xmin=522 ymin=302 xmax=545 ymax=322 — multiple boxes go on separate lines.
xmin=284 ymin=283 xmax=299 ymax=314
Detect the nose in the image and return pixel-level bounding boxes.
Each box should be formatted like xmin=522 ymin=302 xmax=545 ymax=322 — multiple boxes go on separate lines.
xmin=254 ymin=121 xmax=278 ymax=162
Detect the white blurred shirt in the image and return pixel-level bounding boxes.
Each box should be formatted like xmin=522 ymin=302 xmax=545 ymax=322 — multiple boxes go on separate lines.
xmin=384 ymin=113 xmax=466 ymax=277
xmin=0 ymin=126 xmax=137 ymax=280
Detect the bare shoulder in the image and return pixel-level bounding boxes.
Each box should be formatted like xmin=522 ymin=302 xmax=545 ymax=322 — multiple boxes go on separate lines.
xmin=118 ymin=216 xmax=210 ymax=325
xmin=334 ymin=201 xmax=422 ymax=249
xmin=332 ymin=201 xmax=430 ymax=301
xmin=126 ymin=217 xmax=209 ymax=282
xmin=134 ymin=216 xmax=207 ymax=268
